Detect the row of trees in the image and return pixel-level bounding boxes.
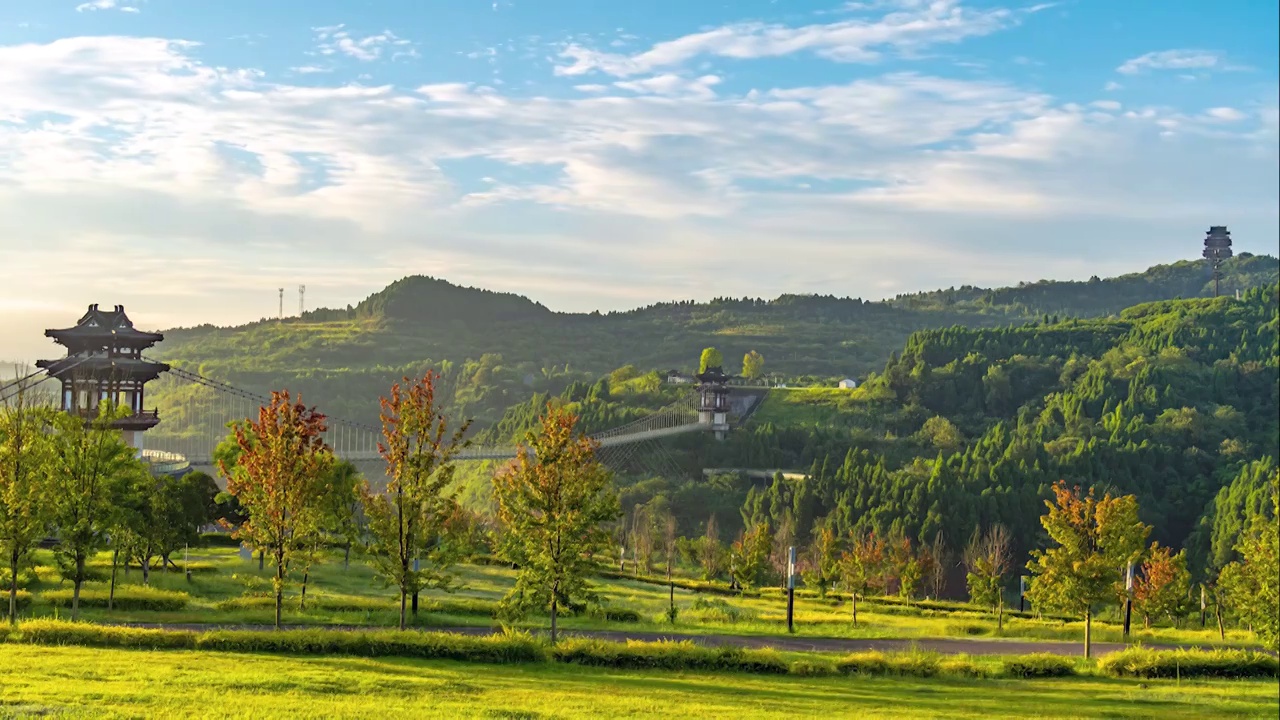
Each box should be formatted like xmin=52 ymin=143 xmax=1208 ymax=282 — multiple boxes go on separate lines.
xmin=0 ymin=382 xmax=224 ymax=624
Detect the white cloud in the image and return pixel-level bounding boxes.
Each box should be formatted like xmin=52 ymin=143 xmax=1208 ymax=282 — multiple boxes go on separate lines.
xmin=555 ymin=0 xmax=1046 ymax=77
xmin=0 ymin=33 xmax=1274 ymax=359
xmin=1116 ymin=49 xmax=1239 ymax=75
xmin=1103 ymin=81 xmax=1122 ymax=91
xmin=76 ymin=0 xmax=140 ymax=12
xmin=312 ymin=25 xmax=415 ymax=62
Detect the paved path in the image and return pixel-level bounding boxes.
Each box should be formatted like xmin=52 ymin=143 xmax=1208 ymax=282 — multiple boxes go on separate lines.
xmin=111 ymin=622 xmax=1200 ymax=657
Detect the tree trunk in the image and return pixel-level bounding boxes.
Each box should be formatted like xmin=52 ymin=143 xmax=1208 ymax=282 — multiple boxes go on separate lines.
xmin=72 ymin=553 xmax=85 ymax=622
xmin=273 ymin=548 xmax=285 ymax=631
xmin=1144 ymin=614 xmax=1151 ymax=629
xmin=141 ymin=557 xmax=150 ymax=586
xmin=852 ymin=591 xmax=858 ymax=626
xmin=997 ymin=597 xmax=1004 ymax=631
xmin=550 ymin=595 xmax=559 ymax=645
xmin=344 ymin=543 xmax=351 ymax=572
xmin=1084 ymin=608 xmax=1092 ymax=659
xmin=300 ymin=569 xmax=309 ymax=611
xmin=8 ymin=549 xmax=19 ymax=625
xmin=109 ymin=548 xmax=119 ymax=610
xmin=1214 ymin=599 xmax=1225 ymax=640
xmin=399 ymin=591 xmax=407 ymax=631
xmin=258 ymin=550 xmax=264 ymax=572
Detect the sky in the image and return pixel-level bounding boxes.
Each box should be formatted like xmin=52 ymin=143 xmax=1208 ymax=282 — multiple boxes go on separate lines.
xmin=0 ymin=0 xmax=1277 ymax=361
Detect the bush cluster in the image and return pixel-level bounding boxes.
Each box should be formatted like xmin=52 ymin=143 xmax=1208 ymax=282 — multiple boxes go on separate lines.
xmin=688 ymin=596 xmax=756 ymax=624
xmin=594 ymin=569 xmax=761 ymax=598
xmin=552 ymin=638 xmax=789 ymax=674
xmin=586 ymin=605 xmax=642 ymax=623
xmin=41 ymin=585 xmax=191 ymax=611
xmin=1099 ymin=648 xmax=1279 ymax=679
xmin=836 ymin=650 xmax=941 ymax=677
xmin=1000 ymin=653 xmax=1077 ymax=678
xmin=199 ymin=533 xmax=242 ymax=548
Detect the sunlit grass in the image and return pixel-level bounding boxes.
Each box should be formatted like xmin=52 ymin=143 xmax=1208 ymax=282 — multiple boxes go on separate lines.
xmin=1 ymin=644 xmax=1276 ymax=719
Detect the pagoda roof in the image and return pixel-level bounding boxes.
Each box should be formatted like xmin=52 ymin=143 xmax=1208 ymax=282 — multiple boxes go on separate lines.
xmin=36 ymin=355 xmax=170 ymax=379
xmin=45 ymin=304 xmax=164 ymax=347
xmin=696 ymin=366 xmax=735 ymax=384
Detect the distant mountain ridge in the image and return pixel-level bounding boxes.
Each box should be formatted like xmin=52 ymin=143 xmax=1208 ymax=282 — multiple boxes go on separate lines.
xmin=150 ymin=254 xmax=1278 ymax=427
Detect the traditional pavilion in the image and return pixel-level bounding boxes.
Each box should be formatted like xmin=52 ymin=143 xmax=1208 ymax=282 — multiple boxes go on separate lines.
xmin=1202 ymin=226 xmax=1233 ymax=297
xmin=696 ymin=365 xmax=732 ymax=440
xmin=36 ymin=304 xmax=170 ymax=451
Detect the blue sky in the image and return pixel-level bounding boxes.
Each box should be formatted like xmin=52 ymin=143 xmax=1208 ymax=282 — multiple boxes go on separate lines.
xmin=0 ymin=0 xmax=1276 ymax=358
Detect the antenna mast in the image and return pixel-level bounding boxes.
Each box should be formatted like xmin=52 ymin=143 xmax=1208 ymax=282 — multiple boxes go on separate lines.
xmin=278 ymin=288 xmax=284 ymax=320
xmin=298 ymin=284 xmax=306 ymax=317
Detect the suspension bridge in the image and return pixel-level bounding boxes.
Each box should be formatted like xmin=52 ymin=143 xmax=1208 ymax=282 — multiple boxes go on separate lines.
xmin=2 ymin=355 xmax=724 ymax=480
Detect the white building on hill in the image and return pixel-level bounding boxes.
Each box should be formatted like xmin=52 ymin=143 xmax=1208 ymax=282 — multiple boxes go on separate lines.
xmin=838 ymin=378 xmax=858 ymax=389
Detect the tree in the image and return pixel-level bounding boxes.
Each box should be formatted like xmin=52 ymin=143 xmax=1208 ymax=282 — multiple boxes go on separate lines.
xmin=699 ymin=347 xmax=724 ymax=374
xmin=890 ymin=532 xmax=921 ymax=600
xmin=1219 ymin=468 xmax=1278 ymax=650
xmin=220 ymin=391 xmax=332 ymax=630
xmin=1026 ymin=481 xmax=1150 ymax=657
xmin=742 ymin=351 xmax=765 ymax=382
xmin=629 ymin=504 xmax=656 ymax=574
xmin=697 ymin=515 xmax=723 ymax=580
xmin=925 ymin=532 xmax=949 ymax=600
xmin=0 ymin=376 xmax=53 ymax=624
xmin=801 ymin=522 xmax=840 ymax=598
xmin=362 ymin=373 xmax=471 ymax=630
xmin=320 ymin=460 xmax=364 ymax=571
xmin=661 ymin=509 xmax=678 ymax=624
xmin=838 ymin=531 xmax=886 ymax=625
xmin=493 ymin=404 xmax=619 ymax=643
xmin=730 ymin=521 xmax=773 ymax=589
xmin=963 ymin=524 xmax=1012 ymax=628
xmin=47 ymin=402 xmax=145 ymax=621
xmin=1132 ymin=542 xmax=1191 ymax=629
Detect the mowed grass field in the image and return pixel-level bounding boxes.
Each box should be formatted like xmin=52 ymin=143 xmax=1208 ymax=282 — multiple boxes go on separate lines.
xmin=15 ymin=546 xmax=1258 ymax=650
xmin=1 ymin=644 xmax=1276 ymax=719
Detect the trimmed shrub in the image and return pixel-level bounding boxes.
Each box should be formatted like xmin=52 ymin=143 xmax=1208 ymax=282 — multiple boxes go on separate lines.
xmin=194 ymin=628 xmax=544 ymax=663
xmin=688 ymin=597 xmax=756 ymax=624
xmin=17 ymin=620 xmax=196 ymax=650
xmin=1099 ymin=648 xmax=1279 ymax=680
xmin=593 ymin=569 xmax=761 ymax=598
xmin=422 ymin=597 xmax=501 ymax=617
xmin=42 ymin=585 xmax=190 ymax=611
xmin=586 ymin=605 xmax=641 ymax=623
xmin=940 ymin=656 xmax=989 ymax=678
xmin=836 ymin=650 xmax=940 ymax=678
xmin=200 ymin=533 xmax=242 ymax=548
xmin=790 ymin=659 xmax=838 ymax=677
xmin=552 ymin=638 xmax=788 ymax=674
xmin=173 ymin=562 xmax=219 ymax=575
xmin=1001 ymin=653 xmax=1076 ymax=678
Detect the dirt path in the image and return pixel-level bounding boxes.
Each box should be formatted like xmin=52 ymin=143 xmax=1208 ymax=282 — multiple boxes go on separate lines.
xmin=110 ymin=622 xmax=1194 ymax=657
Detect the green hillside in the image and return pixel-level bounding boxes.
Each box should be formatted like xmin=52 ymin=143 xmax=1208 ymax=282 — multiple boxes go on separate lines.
xmin=479 ymin=285 xmax=1278 ymax=580
xmin=151 ymin=254 xmax=1278 ymax=429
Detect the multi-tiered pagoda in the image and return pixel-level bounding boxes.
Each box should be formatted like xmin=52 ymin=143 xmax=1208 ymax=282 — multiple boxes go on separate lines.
xmin=696 ymin=365 xmax=732 ymax=440
xmin=36 ymin=304 xmax=170 ymax=450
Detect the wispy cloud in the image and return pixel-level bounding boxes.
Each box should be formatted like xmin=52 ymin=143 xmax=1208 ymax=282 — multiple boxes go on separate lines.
xmin=554 ymin=0 xmax=1047 ymax=77
xmin=75 ymin=0 xmax=140 ymax=12
xmin=1117 ymin=49 xmax=1242 ymax=75
xmin=312 ymin=24 xmax=417 ymax=62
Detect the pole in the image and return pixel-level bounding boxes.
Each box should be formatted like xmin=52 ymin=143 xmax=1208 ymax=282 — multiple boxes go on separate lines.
xmin=411 ymin=557 xmax=420 ymax=616
xmin=1122 ymin=562 xmax=1134 ymax=640
xmin=1019 ymin=576 xmax=1026 ymax=613
xmin=786 ymin=546 xmax=796 ymax=634
xmin=1200 ymin=585 xmax=1207 ymax=628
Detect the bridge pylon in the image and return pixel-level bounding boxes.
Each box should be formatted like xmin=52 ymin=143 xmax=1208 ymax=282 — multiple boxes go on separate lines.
xmin=696 ymin=366 xmax=732 ymax=440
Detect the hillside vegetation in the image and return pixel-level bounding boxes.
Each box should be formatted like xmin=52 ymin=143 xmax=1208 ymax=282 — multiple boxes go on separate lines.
xmin=151 ymin=254 xmax=1277 ymax=429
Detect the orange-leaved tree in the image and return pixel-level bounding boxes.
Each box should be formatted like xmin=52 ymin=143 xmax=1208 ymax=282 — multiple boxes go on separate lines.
xmin=220 ymin=390 xmax=332 ymax=630
xmin=1026 ymin=481 xmax=1150 ymax=658
xmin=362 ymin=372 xmax=471 ymax=630
xmin=493 ymin=404 xmax=618 ymax=643
xmin=1132 ymin=542 xmax=1191 ymax=629
xmin=839 ymin=530 xmax=886 ymax=625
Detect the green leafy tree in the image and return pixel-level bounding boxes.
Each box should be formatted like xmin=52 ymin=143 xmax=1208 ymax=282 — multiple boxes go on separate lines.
xmin=695 ymin=514 xmax=724 ymax=580
xmin=890 ymin=532 xmax=922 ymax=601
xmin=493 ymin=404 xmax=619 ymax=643
xmin=838 ymin=530 xmax=886 ymax=625
xmin=963 ymin=524 xmax=1012 ymax=628
xmin=320 ymin=460 xmax=364 ymax=571
xmin=363 ymin=373 xmax=470 ymax=630
xmin=220 ymin=391 xmax=333 ymax=630
xmin=0 ymin=377 xmax=53 ymax=624
xmin=699 ymin=347 xmax=724 ymax=374
xmin=730 ymin=521 xmax=773 ymax=589
xmin=742 ymin=351 xmax=765 ymax=381
xmin=1132 ymin=542 xmax=1192 ymax=629
xmin=1219 ymin=469 xmax=1278 ymax=650
xmin=1026 ymin=481 xmax=1151 ymax=657
xmin=801 ymin=521 xmax=840 ymax=598
xmin=48 ymin=402 xmax=145 ymax=621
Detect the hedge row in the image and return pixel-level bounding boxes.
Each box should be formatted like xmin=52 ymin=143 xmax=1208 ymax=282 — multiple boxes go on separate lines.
xmin=553 ymin=638 xmax=789 ymax=674
xmin=1099 ymin=648 xmax=1279 ymax=680
xmin=593 ymin=569 xmax=762 ymax=598
xmin=41 ymin=585 xmax=191 ymax=612
xmin=1000 ymin=653 xmax=1078 ymax=678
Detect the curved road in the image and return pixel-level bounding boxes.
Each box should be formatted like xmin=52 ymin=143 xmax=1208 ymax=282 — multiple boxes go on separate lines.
xmin=110 ymin=622 xmax=1208 ymax=657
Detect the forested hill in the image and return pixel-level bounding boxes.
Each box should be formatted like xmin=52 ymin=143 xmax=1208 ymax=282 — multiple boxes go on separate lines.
xmin=476 ymin=285 xmax=1279 ymax=582
xmin=152 ymin=254 xmax=1277 ymax=428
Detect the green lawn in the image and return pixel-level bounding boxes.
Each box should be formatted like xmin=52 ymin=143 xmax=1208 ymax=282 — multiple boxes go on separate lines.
xmin=14 ymin=547 xmax=1262 ymax=650
xmin=1 ymin=644 xmax=1276 ymax=719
